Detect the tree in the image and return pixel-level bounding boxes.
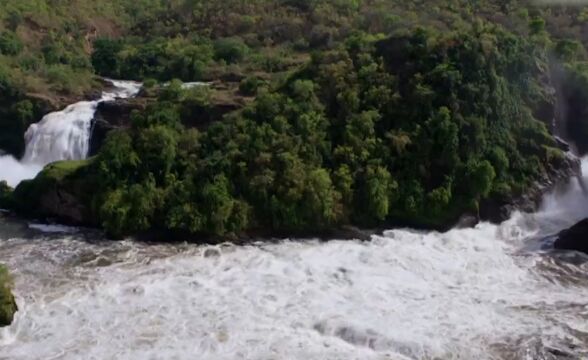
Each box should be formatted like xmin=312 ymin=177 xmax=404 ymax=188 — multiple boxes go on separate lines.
xmin=135 ymin=126 xmax=178 ymax=183
xmin=91 ymin=38 xmax=123 ymax=77
xmin=213 ymin=37 xmax=249 ymax=64
xmin=358 ymin=165 xmax=395 ymax=223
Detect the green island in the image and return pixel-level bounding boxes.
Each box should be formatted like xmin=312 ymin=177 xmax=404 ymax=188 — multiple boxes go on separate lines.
xmin=1 ymin=0 xmax=588 ymax=243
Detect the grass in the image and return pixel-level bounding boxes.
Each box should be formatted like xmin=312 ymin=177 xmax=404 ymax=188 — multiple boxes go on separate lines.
xmin=42 ymin=159 xmax=92 ymax=181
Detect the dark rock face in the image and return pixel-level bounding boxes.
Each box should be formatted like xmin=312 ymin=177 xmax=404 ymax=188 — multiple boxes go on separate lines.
xmin=90 ymin=98 xmax=148 ymax=156
xmin=181 ymin=97 xmax=244 ymax=129
xmin=554 ymin=136 xmax=571 ymax=152
xmin=455 ymin=214 xmax=479 ymax=229
xmin=11 ymin=161 xmax=99 ymax=228
xmin=554 ymin=218 xmax=588 ymax=254
xmin=480 ymin=152 xmax=581 ymax=224
xmin=90 ymin=88 xmax=249 ymax=154
xmin=38 ymin=187 xmax=90 ymax=225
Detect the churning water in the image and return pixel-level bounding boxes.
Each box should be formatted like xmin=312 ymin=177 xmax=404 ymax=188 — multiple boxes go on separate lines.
xmin=0 ymin=161 xmax=588 ymax=359
xmin=0 ymin=80 xmax=141 ymax=187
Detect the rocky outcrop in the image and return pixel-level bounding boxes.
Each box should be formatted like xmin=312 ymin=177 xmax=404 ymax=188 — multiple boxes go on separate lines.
xmin=0 ymin=264 xmax=17 ymax=327
xmin=480 ymin=151 xmax=581 ymax=223
xmin=90 ymin=86 xmax=250 ymax=154
xmin=12 ymin=160 xmax=97 ymax=227
xmin=90 ymin=98 xmax=148 ymax=156
xmin=181 ymin=89 xmax=249 ymax=129
xmin=554 ymin=218 xmax=588 ymax=254
xmin=37 ymin=186 xmax=90 ymax=225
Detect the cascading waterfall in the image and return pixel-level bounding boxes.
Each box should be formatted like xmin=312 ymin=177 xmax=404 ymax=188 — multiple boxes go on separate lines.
xmin=0 ymin=80 xmax=141 ymax=187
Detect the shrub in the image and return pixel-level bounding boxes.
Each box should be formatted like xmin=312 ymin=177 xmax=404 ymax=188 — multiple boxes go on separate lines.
xmin=91 ymin=38 xmax=123 ymax=77
xmin=0 ymin=264 xmax=17 ymax=327
xmin=0 ymin=32 xmax=22 ymax=56
xmin=239 ymin=76 xmax=264 ymax=96
xmin=214 ymin=37 xmax=250 ymax=64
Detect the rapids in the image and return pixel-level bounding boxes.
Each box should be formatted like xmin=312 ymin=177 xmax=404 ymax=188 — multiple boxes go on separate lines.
xmin=0 ymin=80 xmax=141 ymax=188
xmin=0 ymin=161 xmax=588 ymax=359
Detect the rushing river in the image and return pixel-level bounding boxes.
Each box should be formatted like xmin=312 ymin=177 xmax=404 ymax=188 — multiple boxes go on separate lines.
xmin=1 ymin=160 xmax=588 ymax=360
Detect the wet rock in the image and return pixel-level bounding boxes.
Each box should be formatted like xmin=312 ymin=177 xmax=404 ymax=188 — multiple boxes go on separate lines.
xmin=38 ymin=187 xmax=89 ymax=225
xmin=455 ymin=213 xmax=479 ymax=229
xmin=89 ymin=98 xmax=148 ymax=156
xmin=0 ymin=265 xmax=17 ymax=327
xmin=11 ymin=161 xmax=97 ymax=227
xmin=554 ymin=218 xmax=588 ymax=254
xmin=532 ymin=93 xmax=556 ymax=127
xmin=554 ymin=136 xmax=570 ymax=152
xmin=203 ymin=248 xmax=221 ymax=258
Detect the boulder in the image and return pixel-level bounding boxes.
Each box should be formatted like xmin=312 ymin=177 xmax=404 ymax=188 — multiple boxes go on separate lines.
xmin=554 ymin=218 xmax=588 ymax=254
xmin=0 ymin=265 xmax=17 ymax=327
xmin=12 ymin=160 xmax=97 ymax=227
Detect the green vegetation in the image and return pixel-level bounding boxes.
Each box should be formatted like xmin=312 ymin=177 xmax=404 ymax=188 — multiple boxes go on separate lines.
xmin=3 ymin=0 xmax=588 ymax=238
xmin=0 ymin=264 xmax=17 ymax=327
xmin=68 ymin=24 xmax=564 ymax=239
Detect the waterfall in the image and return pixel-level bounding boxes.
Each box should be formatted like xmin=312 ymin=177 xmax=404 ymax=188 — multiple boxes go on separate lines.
xmin=0 ymin=80 xmax=141 ymax=188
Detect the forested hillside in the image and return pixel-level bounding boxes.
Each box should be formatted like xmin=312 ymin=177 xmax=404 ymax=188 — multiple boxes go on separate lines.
xmin=4 ymin=0 xmax=588 ymax=238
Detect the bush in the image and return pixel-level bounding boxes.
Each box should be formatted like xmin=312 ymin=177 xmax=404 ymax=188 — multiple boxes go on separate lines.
xmin=91 ymin=38 xmax=123 ymax=78
xmin=0 ymin=264 xmax=17 ymax=327
xmin=45 ymin=65 xmax=76 ymax=93
xmin=214 ymin=37 xmax=250 ymax=64
xmin=0 ymin=32 xmax=22 ymax=56
xmin=239 ymin=76 xmax=264 ymax=95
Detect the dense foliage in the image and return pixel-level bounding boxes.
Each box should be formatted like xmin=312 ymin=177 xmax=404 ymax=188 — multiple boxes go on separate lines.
xmin=4 ymin=0 xmax=588 ymax=238
xmin=72 ymin=26 xmax=563 ymax=238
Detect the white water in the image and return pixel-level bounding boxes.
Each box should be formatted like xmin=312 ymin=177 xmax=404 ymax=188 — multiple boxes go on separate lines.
xmin=0 ymin=161 xmax=587 ymax=359
xmin=0 ymin=80 xmax=141 ymax=187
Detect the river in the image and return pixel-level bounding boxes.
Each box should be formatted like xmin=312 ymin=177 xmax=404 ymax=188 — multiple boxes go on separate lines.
xmin=1 ymin=159 xmax=588 ymax=359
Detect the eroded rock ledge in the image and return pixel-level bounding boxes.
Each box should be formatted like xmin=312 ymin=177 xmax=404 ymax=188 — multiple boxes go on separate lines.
xmin=89 ymin=82 xmax=251 ymax=156
xmin=555 ymin=218 xmax=588 ymax=254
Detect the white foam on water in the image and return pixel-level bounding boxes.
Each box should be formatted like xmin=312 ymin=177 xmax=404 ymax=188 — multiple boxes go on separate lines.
xmin=536 ymin=158 xmax=588 ymax=233
xmin=0 ymin=79 xmax=142 ymax=187
xmin=27 ymin=223 xmax=78 ymax=234
xmin=0 ymin=162 xmax=588 ymax=359
xmin=0 ymin=156 xmax=42 ymax=188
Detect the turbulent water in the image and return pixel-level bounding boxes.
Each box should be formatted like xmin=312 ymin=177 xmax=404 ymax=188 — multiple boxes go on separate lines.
xmin=0 ymin=80 xmax=141 ymax=187
xmin=0 ymin=162 xmax=586 ymax=359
